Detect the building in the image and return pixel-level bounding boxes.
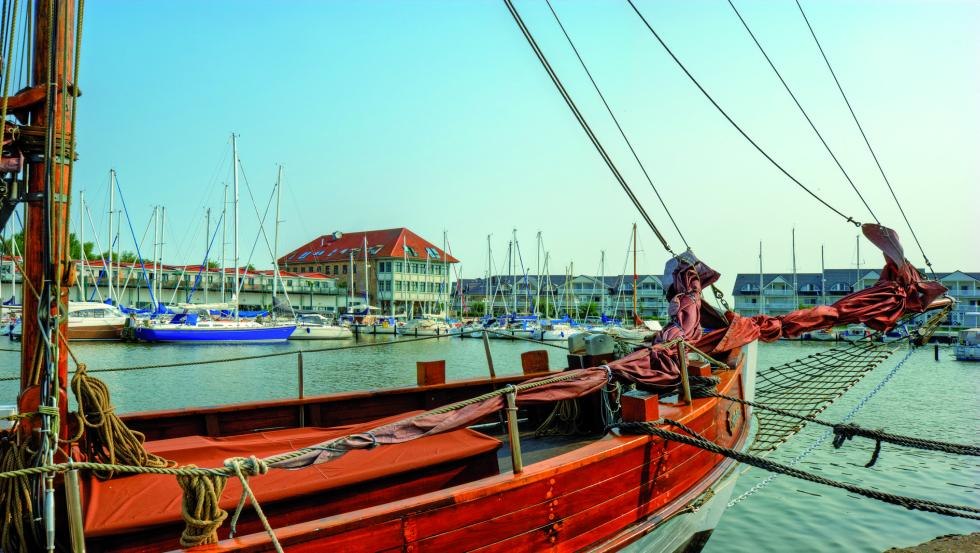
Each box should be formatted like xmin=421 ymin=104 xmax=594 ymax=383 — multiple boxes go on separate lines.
xmin=452 ymin=274 xmax=669 ymax=320
xmin=732 ymin=269 xmax=980 ymax=325
xmin=0 ymin=256 xmax=344 ymax=312
xmin=278 ymin=228 xmax=458 ymax=316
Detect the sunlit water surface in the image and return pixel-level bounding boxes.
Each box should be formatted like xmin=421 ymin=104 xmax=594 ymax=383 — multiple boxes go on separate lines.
xmin=0 ymin=338 xmax=976 ymax=551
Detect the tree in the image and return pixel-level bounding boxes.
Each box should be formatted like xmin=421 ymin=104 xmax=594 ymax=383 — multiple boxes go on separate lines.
xmin=206 ymin=260 xmax=219 ymax=269
xmin=581 ymin=302 xmax=599 ymax=318
xmin=68 ymin=233 xmax=97 ymax=260
xmin=465 ymin=301 xmax=485 ymax=317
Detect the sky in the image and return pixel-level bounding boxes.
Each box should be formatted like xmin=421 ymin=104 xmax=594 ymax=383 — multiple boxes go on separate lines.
xmin=67 ymin=0 xmax=978 ymax=294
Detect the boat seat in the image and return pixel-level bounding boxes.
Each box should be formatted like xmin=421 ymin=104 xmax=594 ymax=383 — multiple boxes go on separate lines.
xmin=82 ymin=411 xmax=502 ymax=539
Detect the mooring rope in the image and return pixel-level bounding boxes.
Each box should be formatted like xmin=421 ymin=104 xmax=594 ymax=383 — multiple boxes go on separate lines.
xmin=613 ymin=419 xmax=980 ymax=520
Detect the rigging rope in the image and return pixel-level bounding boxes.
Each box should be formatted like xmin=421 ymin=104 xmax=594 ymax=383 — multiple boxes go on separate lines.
xmin=614 ymin=419 xmax=980 ymax=520
xmin=795 ymin=0 xmax=935 ymax=277
xmin=544 ymin=0 xmax=690 ymax=250
xmin=625 ymin=0 xmax=861 ymax=228
xmin=502 ymin=0 xmax=676 ymax=255
xmin=727 ymin=0 xmax=879 ymax=224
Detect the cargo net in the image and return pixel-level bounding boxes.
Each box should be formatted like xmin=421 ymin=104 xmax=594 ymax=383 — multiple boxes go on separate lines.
xmin=749 ymin=339 xmax=897 ymax=454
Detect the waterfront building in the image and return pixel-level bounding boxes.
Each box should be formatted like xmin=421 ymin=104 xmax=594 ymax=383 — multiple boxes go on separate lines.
xmin=278 ymin=228 xmax=458 ymax=317
xmin=452 ymin=274 xmax=669 ymax=321
xmin=732 ymin=269 xmax=979 ymax=325
xmin=1 ymin=256 xmax=344 ymax=312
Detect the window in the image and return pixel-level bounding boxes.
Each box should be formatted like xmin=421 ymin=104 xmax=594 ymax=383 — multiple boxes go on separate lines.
xmin=353 ymin=265 xmax=357 ymax=274
xmin=425 ymin=247 xmax=440 ymax=259
xmin=342 ymin=266 xmax=348 ymax=274
xmin=369 ymin=246 xmax=382 ymax=255
xmin=404 ymin=245 xmax=417 ymax=257
xmin=394 ymin=261 xmax=402 ymax=272
xmin=332 ymin=265 xmax=339 ymax=275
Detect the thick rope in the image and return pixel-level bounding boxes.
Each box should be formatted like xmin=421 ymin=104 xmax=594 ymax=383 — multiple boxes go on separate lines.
xmin=614 ymin=420 xmax=980 ymax=520
xmin=712 ymin=391 xmax=980 ymax=463
xmin=70 ymin=364 xmax=175 ymax=478
xmin=0 ymin=435 xmax=33 ymax=553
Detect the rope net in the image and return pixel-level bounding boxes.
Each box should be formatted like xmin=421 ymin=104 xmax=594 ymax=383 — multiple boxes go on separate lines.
xmin=749 ymin=339 xmax=896 ymax=454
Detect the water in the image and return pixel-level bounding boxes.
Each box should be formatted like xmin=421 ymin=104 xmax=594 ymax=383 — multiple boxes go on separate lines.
xmin=0 ymin=339 xmax=976 ymax=550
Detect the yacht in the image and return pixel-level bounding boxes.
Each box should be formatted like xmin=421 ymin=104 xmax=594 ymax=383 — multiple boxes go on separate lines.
xmin=290 ymin=314 xmax=353 ymax=340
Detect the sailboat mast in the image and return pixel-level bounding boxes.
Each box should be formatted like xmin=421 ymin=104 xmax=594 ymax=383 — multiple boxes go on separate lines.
xmin=232 ymin=134 xmax=240 ymax=323
xmin=363 ymin=234 xmax=369 ymax=309
xmin=272 ymin=165 xmax=282 ymax=303
xmin=792 ymin=227 xmax=798 ymax=310
xmin=535 ymin=231 xmax=541 ymax=315
xmin=759 ymin=241 xmax=765 ymax=315
xmin=79 ymin=190 xmax=85 ymax=300
xmin=204 ymin=208 xmax=210 ymax=303
xmin=821 ymin=244 xmax=826 ymax=306
xmin=632 ymin=223 xmax=638 ymax=324
xmin=151 ymin=206 xmax=158 ymax=309
xmin=856 ymin=235 xmax=861 ymax=291
xmin=485 ymin=234 xmax=490 ymax=317
xmin=159 ymin=206 xmax=166 ymax=305
xmin=107 ymin=169 xmax=114 ymax=300
xmin=221 ymin=183 xmax=227 ymax=302
xmin=599 ymin=250 xmax=605 ymax=319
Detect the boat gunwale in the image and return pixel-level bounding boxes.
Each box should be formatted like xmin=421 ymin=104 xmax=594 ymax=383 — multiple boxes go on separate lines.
xmin=192 ymin=352 xmax=748 ymax=552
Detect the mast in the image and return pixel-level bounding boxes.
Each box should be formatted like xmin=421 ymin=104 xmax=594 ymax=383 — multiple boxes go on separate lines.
xmin=272 ymin=165 xmax=282 ymax=305
xmin=759 ymin=241 xmax=765 ymax=315
xmin=151 ymin=206 xmax=158 ymax=309
xmin=855 ymin=235 xmax=861 ymax=291
xmin=363 ymin=234 xmax=369 ymax=310
xmin=232 ymin=134 xmax=240 ymax=323
xmin=535 ymin=231 xmax=541 ymax=315
xmin=221 ymin=183 xmax=227 ymax=302
xmin=821 ymin=244 xmax=826 ymax=306
xmin=792 ymin=227 xmax=798 ymax=310
xmin=599 ymin=250 xmax=605 ymax=319
xmin=204 ymin=208 xmax=210 ymax=303
xmin=159 ymin=206 xmax=166 ymax=306
xmin=485 ymin=234 xmax=491 ymax=317
xmin=19 ymin=3 xmax=78 ymax=548
xmin=632 ymin=223 xmax=638 ymax=325
xmin=79 ymin=190 xmax=85 ymax=300
xmin=107 ymin=169 xmax=114 ymax=301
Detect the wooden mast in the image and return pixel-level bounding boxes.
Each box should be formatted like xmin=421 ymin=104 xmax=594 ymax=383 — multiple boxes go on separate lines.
xmin=20 ymin=0 xmax=76 ymax=419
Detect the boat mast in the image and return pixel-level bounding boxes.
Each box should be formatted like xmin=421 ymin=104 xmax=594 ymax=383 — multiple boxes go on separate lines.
xmin=792 ymin=227 xmax=798 ymax=310
xmin=79 ymin=190 xmax=85 ymax=300
xmin=204 ymin=208 xmax=210 ymax=303
xmin=759 ymin=241 xmax=765 ymax=316
xmin=485 ymin=234 xmax=491 ymax=317
xmin=535 ymin=231 xmax=541 ymax=316
xmin=632 ymin=223 xmax=638 ymax=325
xmin=363 ymin=234 xmax=369 ymax=311
xmin=855 ymin=235 xmax=861 ymax=291
xmin=599 ymin=249 xmax=605 ymax=319
xmin=221 ymin=183 xmax=227 ymax=302
xmin=232 ymin=134 xmax=240 ymax=323
xmin=107 ymin=169 xmax=114 ymax=301
xmin=159 ymin=206 xmax=166 ymax=306
xmin=821 ymin=244 xmax=826 ymax=306
xmin=19 ymin=4 xmax=78 ymax=547
xmin=272 ymin=165 xmax=282 ymax=307
xmin=151 ymin=206 xmax=158 ymax=309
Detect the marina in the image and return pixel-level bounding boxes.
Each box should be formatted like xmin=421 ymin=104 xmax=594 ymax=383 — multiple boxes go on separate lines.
xmin=0 ymin=1 xmax=976 ymax=552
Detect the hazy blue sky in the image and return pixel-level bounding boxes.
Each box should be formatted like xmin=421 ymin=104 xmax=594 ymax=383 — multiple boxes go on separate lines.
xmin=70 ymin=0 xmax=978 ymax=293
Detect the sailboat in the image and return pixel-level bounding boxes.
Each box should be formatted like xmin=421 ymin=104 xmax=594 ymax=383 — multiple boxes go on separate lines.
xmin=133 ymin=136 xmax=295 ymax=343
xmin=0 ymin=2 xmax=954 ymax=553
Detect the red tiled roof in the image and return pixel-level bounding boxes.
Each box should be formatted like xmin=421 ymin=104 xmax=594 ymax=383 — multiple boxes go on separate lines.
xmin=279 ymin=228 xmax=459 ymax=265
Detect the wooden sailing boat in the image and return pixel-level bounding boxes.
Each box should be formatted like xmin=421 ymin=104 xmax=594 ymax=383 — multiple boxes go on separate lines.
xmin=0 ymin=2 xmax=954 ymax=553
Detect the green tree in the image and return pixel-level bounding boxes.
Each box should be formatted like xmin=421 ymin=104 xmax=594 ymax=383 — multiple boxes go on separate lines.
xmin=581 ymin=302 xmax=599 ymax=318
xmin=207 ymin=260 xmax=220 ymax=269
xmin=465 ymin=300 xmax=485 ymax=316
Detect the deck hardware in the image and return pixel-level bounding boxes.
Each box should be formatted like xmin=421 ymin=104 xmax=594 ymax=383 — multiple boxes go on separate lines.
xmin=678 ymin=342 xmax=692 ymax=405
xmin=65 ymin=465 xmax=87 ymax=553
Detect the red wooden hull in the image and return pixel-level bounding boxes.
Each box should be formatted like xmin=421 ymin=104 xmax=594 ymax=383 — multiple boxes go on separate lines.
xmin=171 ymin=348 xmax=753 ymax=552
xmin=76 ymin=346 xmax=754 ymax=552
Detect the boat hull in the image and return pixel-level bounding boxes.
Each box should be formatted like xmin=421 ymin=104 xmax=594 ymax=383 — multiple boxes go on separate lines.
xmin=289 ymin=326 xmax=353 ymax=340
xmin=954 ymin=345 xmax=980 ymax=361
xmin=67 ymin=322 xmax=124 ymax=341
xmin=133 ymin=324 xmax=296 ymax=343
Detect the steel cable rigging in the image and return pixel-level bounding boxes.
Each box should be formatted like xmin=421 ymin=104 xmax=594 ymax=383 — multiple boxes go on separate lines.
xmin=795 ymin=0 xmax=935 ymax=277
xmin=626 ymin=0 xmax=862 ymax=228
xmin=544 ymin=0 xmax=690 ymax=251
xmin=502 ymin=0 xmax=677 ymax=256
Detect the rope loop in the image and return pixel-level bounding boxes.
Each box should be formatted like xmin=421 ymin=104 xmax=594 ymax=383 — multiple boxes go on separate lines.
xmin=225 ymin=455 xmax=269 ymax=478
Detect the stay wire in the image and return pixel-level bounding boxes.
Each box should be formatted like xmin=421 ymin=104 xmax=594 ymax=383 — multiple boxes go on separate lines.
xmin=795 ymin=0 xmax=934 ymax=277
xmin=626 ymin=0 xmax=860 ymax=228
xmin=544 ymin=0 xmax=689 ymax=251
xmin=727 ymin=0 xmax=879 ymax=225
xmin=502 ymin=0 xmax=675 ymax=256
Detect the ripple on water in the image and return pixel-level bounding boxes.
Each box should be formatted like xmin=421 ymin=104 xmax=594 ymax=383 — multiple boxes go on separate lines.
xmin=0 ymin=340 xmax=976 ymax=550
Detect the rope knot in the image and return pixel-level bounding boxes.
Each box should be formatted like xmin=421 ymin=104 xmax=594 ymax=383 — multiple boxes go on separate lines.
xmin=225 ymin=455 xmax=268 ymax=477
xmin=832 ymin=423 xmax=859 ymax=448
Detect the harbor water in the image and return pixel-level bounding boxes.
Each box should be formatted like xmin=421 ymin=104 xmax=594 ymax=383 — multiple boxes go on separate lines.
xmin=0 ymin=338 xmax=976 ymax=551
